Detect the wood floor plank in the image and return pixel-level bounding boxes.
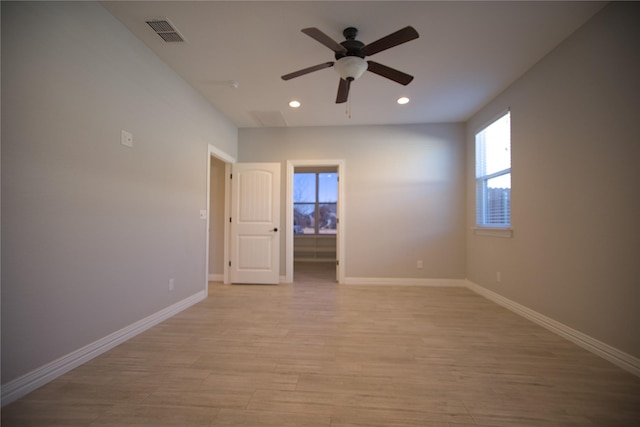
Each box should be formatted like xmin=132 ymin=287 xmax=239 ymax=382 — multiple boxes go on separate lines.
xmin=330 ymin=405 xmax=475 ymax=426
xmin=201 ymin=372 xmax=299 ymax=392
xmin=210 ymin=408 xmax=330 ymax=426
xmin=246 ymin=389 xmax=335 ymax=416
xmin=88 ymin=404 xmax=219 ymax=427
xmin=0 ymin=401 xmax=111 ymax=427
xmin=142 ymin=384 xmax=253 ymax=410
xmin=2 ymin=262 xmax=639 ymax=426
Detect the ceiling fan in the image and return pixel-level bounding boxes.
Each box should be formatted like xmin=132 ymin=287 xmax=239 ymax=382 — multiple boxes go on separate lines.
xmin=281 ymin=26 xmax=419 ymax=104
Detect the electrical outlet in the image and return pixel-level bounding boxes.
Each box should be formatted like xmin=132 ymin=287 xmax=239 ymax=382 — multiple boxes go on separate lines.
xmin=121 ymin=129 xmax=133 ymax=147
xmin=417 ymin=260 xmax=423 ymax=269
xmin=497 ymin=272 xmax=501 ymax=282
xmin=168 ymin=278 xmax=174 ymax=291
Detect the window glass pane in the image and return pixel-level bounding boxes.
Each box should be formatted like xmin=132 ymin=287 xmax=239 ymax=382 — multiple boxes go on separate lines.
xmin=318 ymin=203 xmax=337 ymax=234
xmin=476 ymin=112 xmax=511 ymax=177
xmin=318 ymin=173 xmax=338 ymax=203
xmin=488 ymin=173 xmax=511 ymax=189
xmin=476 ymin=111 xmax=511 ymax=227
xmin=485 ymin=173 xmax=511 ymax=225
xmin=294 ymin=203 xmax=315 ymax=234
xmin=294 ymin=173 xmax=316 ymax=203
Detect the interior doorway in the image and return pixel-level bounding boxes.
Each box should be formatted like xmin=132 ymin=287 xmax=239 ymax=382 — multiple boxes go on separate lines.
xmin=286 ymin=160 xmax=345 ymax=284
xmin=206 ymin=144 xmax=235 ymax=289
xmin=207 ymin=155 xmax=227 ymax=283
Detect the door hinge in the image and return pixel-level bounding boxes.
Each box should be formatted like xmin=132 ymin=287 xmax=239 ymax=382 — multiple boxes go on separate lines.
xmin=336 ymin=260 xmax=339 ymax=266
xmin=229 ymin=261 xmax=231 ymax=267
xmin=229 ymin=217 xmax=232 ymax=223
xmin=230 ymin=173 xmax=233 ymax=179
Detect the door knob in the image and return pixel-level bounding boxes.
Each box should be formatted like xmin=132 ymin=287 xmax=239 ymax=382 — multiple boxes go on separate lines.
xmin=271 ymin=228 xmax=278 ymax=232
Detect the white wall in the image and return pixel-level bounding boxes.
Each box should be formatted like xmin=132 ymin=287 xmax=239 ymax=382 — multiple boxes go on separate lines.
xmin=466 ymin=2 xmax=640 ymax=359
xmin=239 ymin=124 xmax=466 ymax=281
xmin=1 ymin=2 xmax=237 ymax=384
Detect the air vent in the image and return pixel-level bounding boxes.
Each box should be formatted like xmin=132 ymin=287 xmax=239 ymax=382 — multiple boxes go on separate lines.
xmin=145 ymin=19 xmax=185 ymax=43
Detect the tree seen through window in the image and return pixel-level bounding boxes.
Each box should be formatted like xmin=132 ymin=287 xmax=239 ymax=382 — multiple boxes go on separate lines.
xmin=294 ymin=172 xmax=337 ymax=234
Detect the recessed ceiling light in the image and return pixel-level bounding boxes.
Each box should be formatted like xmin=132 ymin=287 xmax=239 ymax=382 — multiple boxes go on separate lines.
xmin=289 ymin=100 xmax=301 ymax=108
xmin=397 ymin=97 xmax=410 ymax=105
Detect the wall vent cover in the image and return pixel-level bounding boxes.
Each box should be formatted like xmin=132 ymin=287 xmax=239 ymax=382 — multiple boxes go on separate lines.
xmin=145 ymin=19 xmax=185 ymax=43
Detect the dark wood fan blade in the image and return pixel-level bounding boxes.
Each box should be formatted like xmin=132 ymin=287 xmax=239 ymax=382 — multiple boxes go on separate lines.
xmin=362 ymin=26 xmax=419 ymax=57
xmin=367 ymin=61 xmax=414 ymax=85
xmin=281 ymin=62 xmax=335 ymax=80
xmin=302 ymin=28 xmax=347 ymax=53
xmin=336 ymin=78 xmax=350 ymax=104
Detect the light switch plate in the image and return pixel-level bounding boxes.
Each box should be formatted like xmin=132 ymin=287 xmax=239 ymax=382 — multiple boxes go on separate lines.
xmin=200 ymin=210 xmax=207 ymax=220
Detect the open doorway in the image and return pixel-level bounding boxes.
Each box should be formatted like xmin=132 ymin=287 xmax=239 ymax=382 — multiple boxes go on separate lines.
xmin=207 ymin=155 xmax=227 ymax=283
xmin=293 ymin=166 xmax=338 ymax=283
xmin=286 ymin=160 xmax=345 ymax=284
xmin=206 ymin=145 xmax=235 ymax=289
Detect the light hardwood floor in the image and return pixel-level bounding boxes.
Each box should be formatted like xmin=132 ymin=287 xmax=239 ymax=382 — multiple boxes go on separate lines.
xmin=3 ymin=263 xmax=639 ymax=426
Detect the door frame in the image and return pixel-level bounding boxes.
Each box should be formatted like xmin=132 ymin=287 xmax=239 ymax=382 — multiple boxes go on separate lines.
xmin=286 ymin=159 xmax=345 ymax=284
xmin=206 ymin=144 xmax=236 ymax=291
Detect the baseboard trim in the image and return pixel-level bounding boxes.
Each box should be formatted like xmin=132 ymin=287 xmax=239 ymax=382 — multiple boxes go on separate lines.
xmin=465 ymin=280 xmax=640 ymax=377
xmin=1 ymin=290 xmax=207 ymax=407
xmin=343 ymin=277 xmax=466 ymax=287
xmin=208 ymin=273 xmax=223 ymax=282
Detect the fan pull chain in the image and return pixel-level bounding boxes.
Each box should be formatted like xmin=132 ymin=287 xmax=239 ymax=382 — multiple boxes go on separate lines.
xmin=346 ymin=94 xmax=352 ymax=119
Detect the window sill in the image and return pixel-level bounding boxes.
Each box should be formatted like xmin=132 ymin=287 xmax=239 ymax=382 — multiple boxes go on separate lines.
xmin=473 ymin=227 xmax=513 ymax=238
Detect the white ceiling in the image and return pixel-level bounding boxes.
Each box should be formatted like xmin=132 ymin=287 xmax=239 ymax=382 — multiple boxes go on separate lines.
xmin=102 ymin=1 xmax=605 ymax=129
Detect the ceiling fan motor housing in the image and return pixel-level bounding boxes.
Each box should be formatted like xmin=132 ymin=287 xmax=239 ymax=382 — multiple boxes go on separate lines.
xmin=336 ymin=27 xmax=366 ymax=60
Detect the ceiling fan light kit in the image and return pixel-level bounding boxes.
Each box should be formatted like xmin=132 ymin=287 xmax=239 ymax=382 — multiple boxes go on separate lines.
xmin=334 ymin=56 xmax=368 ymax=81
xmin=282 ymin=26 xmax=419 ymax=104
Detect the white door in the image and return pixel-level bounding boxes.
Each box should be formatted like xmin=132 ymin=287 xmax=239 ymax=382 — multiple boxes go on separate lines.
xmin=230 ymin=163 xmax=280 ymax=284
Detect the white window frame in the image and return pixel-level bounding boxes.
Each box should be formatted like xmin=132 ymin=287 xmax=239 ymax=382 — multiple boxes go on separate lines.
xmin=293 ymin=170 xmax=338 ymax=235
xmin=475 ymin=110 xmax=513 ymax=237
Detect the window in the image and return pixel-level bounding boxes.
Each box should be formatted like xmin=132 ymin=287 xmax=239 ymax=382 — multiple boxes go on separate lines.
xmin=476 ymin=111 xmax=511 ymax=227
xmin=294 ymin=171 xmax=338 ymax=234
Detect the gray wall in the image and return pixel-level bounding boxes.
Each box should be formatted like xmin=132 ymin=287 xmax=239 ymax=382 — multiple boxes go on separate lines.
xmin=239 ymin=124 xmax=466 ymax=280
xmin=1 ymin=2 xmax=237 ymax=383
xmin=466 ymin=2 xmax=640 ymax=358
